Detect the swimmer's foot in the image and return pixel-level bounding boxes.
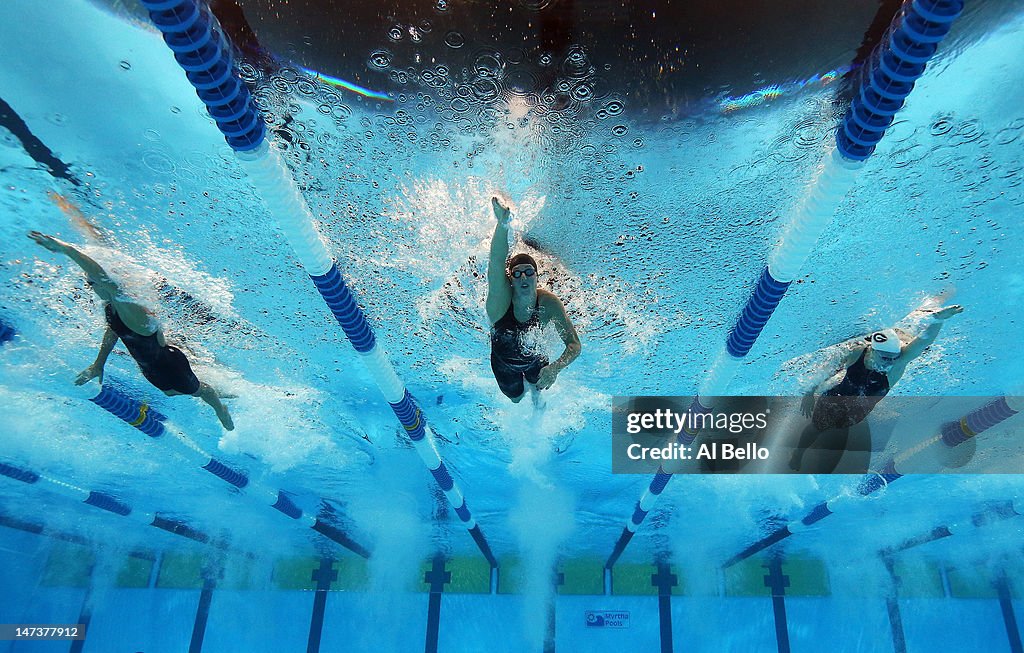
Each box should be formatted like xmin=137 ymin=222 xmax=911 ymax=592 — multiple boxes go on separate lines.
xmin=554 ymin=433 xmax=574 ymax=454
xmin=215 ymin=404 xmax=234 ymax=431
xmin=789 ymin=449 xmax=804 ymax=472
xmin=198 ymin=381 xmax=234 ymax=430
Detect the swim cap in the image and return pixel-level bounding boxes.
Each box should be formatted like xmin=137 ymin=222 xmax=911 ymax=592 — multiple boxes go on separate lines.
xmin=507 ymin=253 xmax=538 ymax=277
xmin=867 ymin=329 xmax=901 ymax=354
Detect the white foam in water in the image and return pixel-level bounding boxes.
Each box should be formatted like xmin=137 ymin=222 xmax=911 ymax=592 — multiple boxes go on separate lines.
xmin=216 ymin=378 xmax=356 ymax=473
xmin=345 ymin=454 xmax=429 ymax=652
xmin=509 ymin=469 xmax=575 ymax=648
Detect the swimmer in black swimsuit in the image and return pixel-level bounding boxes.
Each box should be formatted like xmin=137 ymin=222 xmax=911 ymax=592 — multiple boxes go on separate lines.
xmin=789 ymin=304 xmax=963 ymax=470
xmin=485 ymin=196 xmax=581 ymax=403
xmin=29 ymin=232 xmax=235 ymax=430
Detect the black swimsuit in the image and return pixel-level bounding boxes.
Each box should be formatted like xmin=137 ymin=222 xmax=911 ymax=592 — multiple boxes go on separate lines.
xmin=490 ymin=299 xmax=548 ymax=399
xmin=105 ymin=305 xmax=200 ymax=395
xmin=812 ymin=350 xmax=890 ymax=431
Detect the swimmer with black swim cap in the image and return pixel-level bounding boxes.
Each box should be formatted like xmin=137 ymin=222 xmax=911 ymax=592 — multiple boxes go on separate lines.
xmin=790 ymin=303 xmax=964 ymax=470
xmin=485 ymin=196 xmax=581 ymax=403
xmin=29 ymin=229 xmax=235 ymax=431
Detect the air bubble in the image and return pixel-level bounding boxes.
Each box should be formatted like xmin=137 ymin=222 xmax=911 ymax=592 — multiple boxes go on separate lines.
xmin=369 ymin=50 xmax=392 ymax=69
xmin=444 ymin=31 xmax=465 ymax=49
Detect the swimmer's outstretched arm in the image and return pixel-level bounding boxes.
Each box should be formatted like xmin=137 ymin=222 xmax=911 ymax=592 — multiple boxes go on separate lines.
xmin=28 ymin=232 xmax=113 ymax=285
xmin=900 ymin=304 xmax=963 ymax=362
xmin=76 ymin=326 xmax=118 ymax=386
xmin=485 ymin=196 xmax=513 ymax=324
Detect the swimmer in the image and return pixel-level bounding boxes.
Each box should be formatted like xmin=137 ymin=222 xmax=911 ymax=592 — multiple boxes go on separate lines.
xmin=790 ymin=303 xmax=963 ymax=470
xmin=485 ymin=196 xmax=581 ymax=404
xmin=28 ymin=232 xmax=235 ymax=431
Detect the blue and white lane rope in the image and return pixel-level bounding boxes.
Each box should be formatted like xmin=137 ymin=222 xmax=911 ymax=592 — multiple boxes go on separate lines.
xmin=86 ymin=381 xmax=370 ymax=557
xmin=137 ymin=0 xmax=495 ymax=566
xmin=86 ymin=380 xmax=250 ymax=488
xmin=0 ymin=460 xmax=211 ymax=544
xmin=724 ymin=395 xmax=1022 ymax=567
xmin=884 ymin=500 xmax=1022 ymax=554
xmin=609 ymin=0 xmax=966 ymax=568
xmin=0 ymin=326 xmax=367 ymax=556
xmin=6 ymin=271 xmax=362 ymax=548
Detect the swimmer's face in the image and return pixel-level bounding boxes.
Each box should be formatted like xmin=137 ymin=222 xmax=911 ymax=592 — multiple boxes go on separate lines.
xmin=868 ymin=347 xmax=899 ymax=373
xmin=509 ymin=264 xmax=537 ymax=292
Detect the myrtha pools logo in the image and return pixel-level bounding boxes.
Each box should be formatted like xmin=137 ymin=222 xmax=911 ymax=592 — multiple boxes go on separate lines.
xmin=585 ymin=611 xmax=630 ymax=628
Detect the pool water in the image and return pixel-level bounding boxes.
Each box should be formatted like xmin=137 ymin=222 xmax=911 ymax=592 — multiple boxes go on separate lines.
xmin=1 ymin=0 xmax=1023 ymax=651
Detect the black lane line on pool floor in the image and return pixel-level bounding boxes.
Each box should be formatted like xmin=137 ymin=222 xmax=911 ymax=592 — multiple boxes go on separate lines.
xmin=189 ymin=577 xmax=217 ymax=653
xmin=996 ymin=573 xmax=1024 ymax=653
xmin=424 ymin=556 xmax=451 ymax=653
xmin=883 ymin=557 xmax=907 ymax=653
xmin=653 ymin=562 xmax=677 ymax=653
xmin=68 ymin=562 xmax=95 ymax=653
xmin=307 ymin=558 xmax=337 ymax=653
xmin=543 ymin=571 xmax=563 ymax=653
xmin=764 ymin=557 xmax=791 ymax=653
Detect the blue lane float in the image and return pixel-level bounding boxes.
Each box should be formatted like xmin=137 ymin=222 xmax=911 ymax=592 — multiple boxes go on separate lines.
xmin=138 ymin=0 xmax=264 ymax=151
xmin=723 ymin=396 xmax=1021 ymax=567
xmin=941 ymin=397 xmax=1019 ymax=447
xmin=85 ymin=382 xmax=368 ymax=556
xmin=0 ymin=460 xmax=210 ymax=544
xmin=837 ymin=0 xmax=965 ymax=161
xmin=884 ymin=500 xmax=1021 ymax=555
xmin=1 ymin=292 xmax=367 ymax=556
xmin=607 ymin=0 xmax=967 ymax=568
xmin=87 ymin=382 xmax=251 ymax=488
xmin=135 ymin=0 xmax=496 ymax=566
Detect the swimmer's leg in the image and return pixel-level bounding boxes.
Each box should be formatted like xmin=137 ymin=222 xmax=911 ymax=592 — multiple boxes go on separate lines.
xmin=194 ymin=383 xmax=234 ymax=430
xmin=789 ymin=422 xmax=822 ymax=471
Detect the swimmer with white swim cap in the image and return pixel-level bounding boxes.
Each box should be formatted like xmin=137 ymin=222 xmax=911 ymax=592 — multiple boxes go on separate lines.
xmin=790 ymin=303 xmax=963 ymax=471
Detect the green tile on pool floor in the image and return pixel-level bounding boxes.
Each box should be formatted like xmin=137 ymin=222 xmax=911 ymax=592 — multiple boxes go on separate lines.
xmin=557 ymin=558 xmax=604 ymax=596
xmin=156 ymin=552 xmax=205 ymax=589
xmin=892 ymin=559 xmax=945 ymax=598
xmin=272 ymin=557 xmax=323 ymax=590
xmin=42 ymin=542 xmax=93 ymax=588
xmin=724 ymin=556 xmax=771 ymax=597
xmin=782 ymin=557 xmax=830 ymax=596
xmin=446 ymin=557 xmax=491 ymax=594
xmin=947 ymin=563 xmax=998 ymax=599
xmin=116 ymin=553 xmax=154 ymax=588
xmin=334 ymin=557 xmax=370 ymax=591
xmin=497 ymin=559 xmax=523 ymax=595
xmin=612 ymin=563 xmax=685 ymax=596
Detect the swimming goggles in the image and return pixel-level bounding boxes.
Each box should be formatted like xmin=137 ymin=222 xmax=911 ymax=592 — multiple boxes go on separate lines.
xmin=511 ymin=268 xmax=537 ymax=279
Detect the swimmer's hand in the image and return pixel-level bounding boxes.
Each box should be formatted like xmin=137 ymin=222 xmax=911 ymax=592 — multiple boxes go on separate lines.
xmin=800 ymin=392 xmax=816 ymax=418
xmin=491 ymin=196 xmax=511 ymax=225
xmin=536 ymin=365 xmax=559 ymax=390
xmin=75 ymin=363 xmax=103 ymax=386
xmin=28 ymin=231 xmax=66 ymax=253
xmin=930 ymin=304 xmax=963 ymax=320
